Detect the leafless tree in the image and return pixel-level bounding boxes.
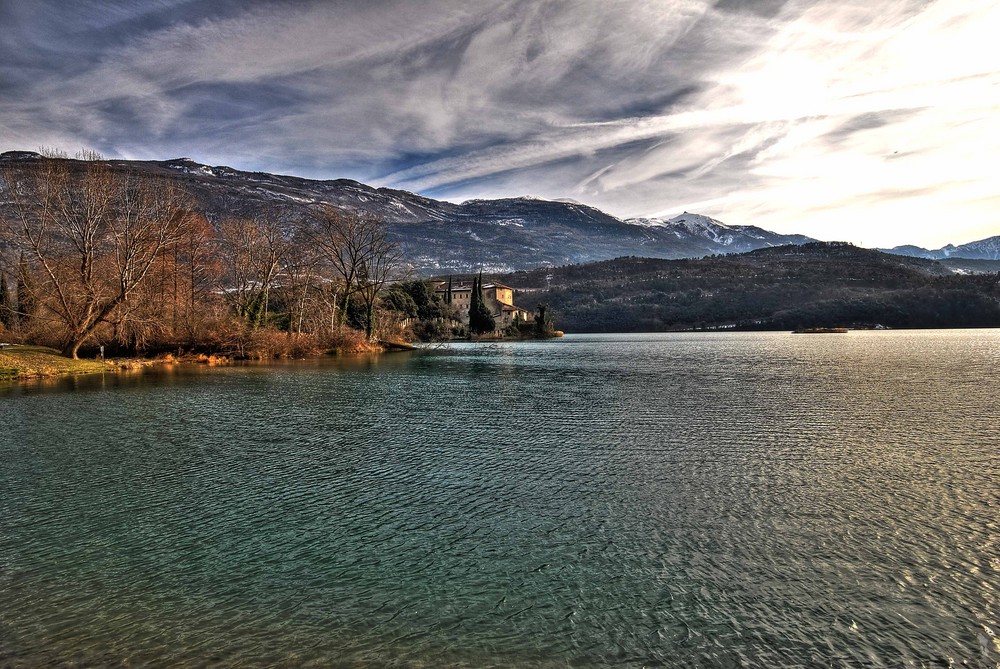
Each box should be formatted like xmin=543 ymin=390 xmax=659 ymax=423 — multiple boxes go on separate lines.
xmin=306 ymin=206 xmax=403 ymax=337
xmin=0 ymin=157 xmax=198 ymax=358
xmin=216 ymin=214 xmax=288 ymax=328
xmin=176 ymin=214 xmax=224 ymax=341
xmin=305 ymin=207 xmax=367 ymax=325
xmin=283 ymin=225 xmax=324 ymax=336
xmin=355 ymin=226 xmax=405 ymax=339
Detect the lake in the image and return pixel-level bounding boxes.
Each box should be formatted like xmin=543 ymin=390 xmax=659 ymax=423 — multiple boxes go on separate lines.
xmin=2 ymin=331 xmax=998 ymax=667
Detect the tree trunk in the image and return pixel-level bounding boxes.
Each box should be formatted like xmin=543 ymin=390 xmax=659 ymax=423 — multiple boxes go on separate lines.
xmin=340 ymin=293 xmax=351 ymax=326
xmin=365 ymin=302 xmax=375 ymax=339
xmin=62 ymin=339 xmax=83 ymax=360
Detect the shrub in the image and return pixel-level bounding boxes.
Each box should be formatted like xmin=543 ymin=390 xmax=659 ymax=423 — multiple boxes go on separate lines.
xmin=322 ymin=326 xmax=373 ymax=354
xmin=412 ymin=319 xmax=453 ymax=342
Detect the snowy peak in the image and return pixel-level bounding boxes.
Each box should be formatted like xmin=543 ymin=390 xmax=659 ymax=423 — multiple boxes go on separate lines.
xmin=668 ymin=212 xmax=730 ymax=230
xmin=164 ymin=157 xmax=220 ymax=177
xmin=624 ymin=212 xmax=813 ymax=253
xmin=0 ymin=152 xmax=815 ymax=273
xmin=883 ymin=236 xmax=1000 ymax=261
xmin=627 ymin=212 xmax=730 ymax=233
xmin=667 ymin=213 xmax=733 ymax=242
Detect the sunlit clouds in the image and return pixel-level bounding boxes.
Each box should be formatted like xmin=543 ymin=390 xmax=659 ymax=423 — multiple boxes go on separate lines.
xmin=1 ymin=0 xmax=997 ymax=247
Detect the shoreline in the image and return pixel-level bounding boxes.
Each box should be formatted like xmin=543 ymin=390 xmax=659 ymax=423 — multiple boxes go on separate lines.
xmin=0 ymin=334 xmax=563 ymax=382
xmin=11 ymin=326 xmax=990 ymax=383
xmin=0 ymin=345 xmax=143 ymax=381
xmin=0 ymin=343 xmax=400 ymax=383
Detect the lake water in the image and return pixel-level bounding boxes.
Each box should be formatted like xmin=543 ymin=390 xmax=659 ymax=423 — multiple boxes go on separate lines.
xmin=1 ymin=331 xmax=998 ymax=668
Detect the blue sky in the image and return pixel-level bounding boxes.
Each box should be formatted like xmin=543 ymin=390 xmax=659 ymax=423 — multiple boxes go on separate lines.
xmin=1 ymin=0 xmax=997 ymax=248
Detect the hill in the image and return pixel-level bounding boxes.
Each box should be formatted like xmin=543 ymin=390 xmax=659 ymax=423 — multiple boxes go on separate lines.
xmin=882 ymin=236 xmax=1000 ymax=261
xmin=0 ymin=151 xmax=814 ymax=273
xmin=498 ymin=243 xmax=1000 ymax=332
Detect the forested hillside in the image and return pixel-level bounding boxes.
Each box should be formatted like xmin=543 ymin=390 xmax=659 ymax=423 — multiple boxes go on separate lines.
xmin=500 ymin=243 xmax=1000 ymax=332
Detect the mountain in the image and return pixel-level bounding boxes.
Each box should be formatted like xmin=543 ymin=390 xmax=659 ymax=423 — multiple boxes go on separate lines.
xmin=0 ymin=151 xmax=814 ymax=273
xmin=498 ymin=242 xmax=1000 ymax=332
xmin=625 ymin=212 xmax=813 ymax=253
xmin=7 ymin=152 xmax=996 ymax=274
xmin=882 ymin=236 xmax=1000 ymax=260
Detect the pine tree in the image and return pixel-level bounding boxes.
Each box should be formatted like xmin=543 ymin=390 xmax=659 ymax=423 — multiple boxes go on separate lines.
xmin=468 ymin=272 xmax=496 ymax=335
xmin=0 ymin=272 xmax=13 ymax=329
xmin=468 ymin=275 xmax=479 ymax=325
xmin=534 ymin=303 xmax=554 ymax=337
xmin=478 ymin=272 xmax=495 ymax=333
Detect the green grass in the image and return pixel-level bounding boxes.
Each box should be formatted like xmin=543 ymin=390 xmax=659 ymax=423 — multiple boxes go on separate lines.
xmin=0 ymin=345 xmax=108 ymax=379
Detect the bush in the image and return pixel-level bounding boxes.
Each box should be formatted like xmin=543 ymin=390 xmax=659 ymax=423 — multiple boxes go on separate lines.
xmin=412 ymin=319 xmax=453 ymax=342
xmin=322 ymin=326 xmax=374 ymax=354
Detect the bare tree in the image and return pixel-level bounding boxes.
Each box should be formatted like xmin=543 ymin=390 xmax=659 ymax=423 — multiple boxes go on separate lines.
xmin=102 ymin=210 xmax=223 ymax=352
xmin=176 ymin=213 xmax=223 ymax=341
xmin=0 ymin=157 xmax=198 ymax=358
xmin=305 ymin=207 xmax=367 ymax=326
xmin=354 ymin=225 xmax=405 ymax=339
xmin=216 ymin=214 xmax=288 ymax=328
xmin=283 ymin=224 xmax=324 ymax=336
xmin=0 ymin=271 xmax=13 ymax=330
xmin=306 ymin=206 xmax=403 ymax=336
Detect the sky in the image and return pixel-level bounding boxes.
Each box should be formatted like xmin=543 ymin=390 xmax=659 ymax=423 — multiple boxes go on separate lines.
xmin=1 ymin=0 xmax=997 ymax=249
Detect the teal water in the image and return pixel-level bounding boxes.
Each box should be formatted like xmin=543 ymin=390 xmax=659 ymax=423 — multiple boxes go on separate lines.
xmin=1 ymin=332 xmax=998 ymax=667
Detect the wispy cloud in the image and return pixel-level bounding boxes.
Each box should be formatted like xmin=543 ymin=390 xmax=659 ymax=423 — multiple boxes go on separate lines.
xmin=1 ymin=0 xmax=997 ymax=247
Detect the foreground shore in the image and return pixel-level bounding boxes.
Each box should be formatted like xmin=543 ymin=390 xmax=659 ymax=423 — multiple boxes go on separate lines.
xmin=0 ymin=345 xmax=164 ymax=380
xmin=0 ymin=339 xmax=415 ymax=382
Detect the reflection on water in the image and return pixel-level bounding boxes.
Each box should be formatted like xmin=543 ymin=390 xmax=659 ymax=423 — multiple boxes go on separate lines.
xmin=1 ymin=331 xmax=999 ymax=667
xmin=0 ymin=352 xmax=409 ymax=396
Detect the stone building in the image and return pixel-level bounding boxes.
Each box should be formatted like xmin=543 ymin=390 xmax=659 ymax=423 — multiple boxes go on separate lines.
xmin=435 ymin=280 xmax=534 ymax=333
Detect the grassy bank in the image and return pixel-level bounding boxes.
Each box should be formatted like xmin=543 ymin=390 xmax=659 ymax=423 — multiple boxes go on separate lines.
xmin=0 ymin=339 xmax=403 ymax=382
xmin=0 ymin=345 xmax=123 ymax=380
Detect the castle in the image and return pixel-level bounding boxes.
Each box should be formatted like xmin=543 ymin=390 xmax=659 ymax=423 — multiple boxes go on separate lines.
xmin=434 ymin=280 xmax=534 ymax=334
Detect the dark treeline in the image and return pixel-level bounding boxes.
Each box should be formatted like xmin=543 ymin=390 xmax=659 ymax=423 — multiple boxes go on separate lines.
xmin=382 ymin=279 xmax=465 ymax=340
xmin=0 ymin=156 xmax=407 ymax=358
xmin=501 ymin=243 xmax=1000 ymax=332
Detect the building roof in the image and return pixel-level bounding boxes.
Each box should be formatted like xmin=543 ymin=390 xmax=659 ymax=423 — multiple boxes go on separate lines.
xmin=433 ymin=281 xmax=513 ymax=290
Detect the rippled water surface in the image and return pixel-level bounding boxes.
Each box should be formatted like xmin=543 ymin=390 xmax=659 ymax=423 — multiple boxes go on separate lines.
xmin=2 ymin=331 xmax=999 ymax=667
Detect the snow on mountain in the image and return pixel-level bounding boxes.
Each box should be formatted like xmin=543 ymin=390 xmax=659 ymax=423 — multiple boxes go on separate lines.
xmin=883 ymin=236 xmax=1000 ymax=261
xmin=624 ymin=212 xmax=812 ymax=253
xmin=0 ymin=152 xmax=813 ymax=273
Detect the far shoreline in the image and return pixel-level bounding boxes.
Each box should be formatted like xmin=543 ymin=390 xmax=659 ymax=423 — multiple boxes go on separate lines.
xmin=6 ymin=327 xmax=1000 ymax=385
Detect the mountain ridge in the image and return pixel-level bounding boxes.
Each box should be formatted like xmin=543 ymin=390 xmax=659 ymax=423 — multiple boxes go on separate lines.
xmin=882 ymin=236 xmax=1000 ymax=261
xmin=3 ymin=151 xmax=997 ymax=272
xmin=497 ymin=242 xmax=1000 ymax=332
xmin=1 ymin=151 xmax=814 ymax=272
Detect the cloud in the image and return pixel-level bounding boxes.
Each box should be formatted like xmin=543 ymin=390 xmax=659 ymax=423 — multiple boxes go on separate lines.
xmin=1 ymin=0 xmax=997 ymax=247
